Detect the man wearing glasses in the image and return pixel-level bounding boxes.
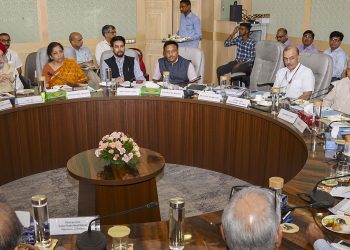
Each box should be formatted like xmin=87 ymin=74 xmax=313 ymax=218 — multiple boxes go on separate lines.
xmin=323 ymin=31 xmax=347 ymax=82
xmin=221 ymin=186 xmax=283 ymax=250
xmin=297 ymin=30 xmax=320 ymax=53
xmin=275 ymin=28 xmax=293 ymax=47
xmin=273 ymin=46 xmax=315 ymax=100
xmin=0 ymin=33 xmax=22 ymax=76
xmin=95 ymin=25 xmax=117 ymax=66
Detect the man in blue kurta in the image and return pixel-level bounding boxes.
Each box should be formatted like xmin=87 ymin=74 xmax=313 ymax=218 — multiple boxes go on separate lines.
xmin=176 ymin=0 xmax=202 ymax=48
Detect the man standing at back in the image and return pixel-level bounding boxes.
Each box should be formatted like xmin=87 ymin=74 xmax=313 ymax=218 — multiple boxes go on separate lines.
xmin=323 ymin=31 xmax=347 ymax=82
xmin=176 ymin=0 xmax=202 ymax=48
xmin=95 ymin=25 xmax=116 ymax=66
xmin=216 ymin=23 xmax=255 ymax=83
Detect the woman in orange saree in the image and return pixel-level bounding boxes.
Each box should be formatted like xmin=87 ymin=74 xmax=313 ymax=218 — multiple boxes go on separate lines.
xmin=42 ymin=42 xmax=88 ymax=88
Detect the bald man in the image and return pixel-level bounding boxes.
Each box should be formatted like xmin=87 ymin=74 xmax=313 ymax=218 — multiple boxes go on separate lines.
xmin=273 ymin=46 xmax=315 ymax=100
xmin=275 ymin=28 xmax=293 ymax=47
xmin=69 ymin=32 xmax=94 ymax=67
xmin=221 ymin=186 xmax=283 ymax=250
xmin=69 ymin=32 xmax=100 ymax=83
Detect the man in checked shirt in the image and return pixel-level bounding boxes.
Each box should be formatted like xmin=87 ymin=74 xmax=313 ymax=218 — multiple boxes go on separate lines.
xmin=216 ymin=23 xmax=256 ymax=84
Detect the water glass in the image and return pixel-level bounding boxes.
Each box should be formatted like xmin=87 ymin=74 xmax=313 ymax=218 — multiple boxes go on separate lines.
xmin=108 ymin=225 xmax=130 ymax=250
xmin=105 ymin=68 xmax=112 ymax=85
xmin=337 ymin=161 xmax=350 ymax=183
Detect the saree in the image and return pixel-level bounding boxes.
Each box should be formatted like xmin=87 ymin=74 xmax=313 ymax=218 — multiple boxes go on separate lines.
xmin=42 ymin=59 xmax=88 ymax=88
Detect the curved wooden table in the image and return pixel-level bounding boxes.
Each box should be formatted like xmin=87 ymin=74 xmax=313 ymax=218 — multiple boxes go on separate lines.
xmin=67 ymin=148 xmax=165 ymax=224
xmin=0 ymin=96 xmax=335 ymax=249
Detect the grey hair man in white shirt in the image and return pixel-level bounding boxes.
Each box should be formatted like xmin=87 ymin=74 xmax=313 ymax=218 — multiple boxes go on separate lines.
xmin=273 ymin=46 xmax=315 ymax=100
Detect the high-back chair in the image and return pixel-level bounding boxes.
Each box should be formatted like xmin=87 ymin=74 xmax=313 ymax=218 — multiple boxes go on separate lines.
xmin=178 ymin=46 xmax=205 ymax=84
xmin=36 ymin=46 xmax=76 ymax=77
xmin=249 ymin=40 xmax=285 ymax=91
xmin=24 ymin=52 xmax=37 ymax=86
xmin=300 ymin=52 xmax=333 ymax=94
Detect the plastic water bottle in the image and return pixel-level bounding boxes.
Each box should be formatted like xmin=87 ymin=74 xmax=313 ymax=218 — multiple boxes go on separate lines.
xmin=271 ymin=87 xmax=279 ymax=115
xmin=163 ymin=71 xmax=170 ymax=89
xmin=169 ymin=197 xmax=185 ymax=250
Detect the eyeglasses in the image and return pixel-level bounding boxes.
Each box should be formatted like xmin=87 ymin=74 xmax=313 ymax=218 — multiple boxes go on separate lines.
xmin=276 ymin=35 xmax=285 ymax=39
xmin=108 ymin=30 xmax=116 ymax=34
xmin=303 ymin=34 xmax=313 ymax=39
xmin=0 ymin=39 xmax=10 ymax=44
xmin=330 ymin=38 xmax=341 ymax=42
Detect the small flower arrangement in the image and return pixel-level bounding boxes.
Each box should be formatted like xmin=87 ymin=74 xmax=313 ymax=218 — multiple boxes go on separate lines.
xmin=95 ymin=131 xmax=141 ymax=167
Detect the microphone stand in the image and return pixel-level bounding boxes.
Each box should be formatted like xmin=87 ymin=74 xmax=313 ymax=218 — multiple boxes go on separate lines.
xmin=76 ymin=201 xmax=158 ymax=250
xmin=310 ymin=85 xmax=335 ymax=100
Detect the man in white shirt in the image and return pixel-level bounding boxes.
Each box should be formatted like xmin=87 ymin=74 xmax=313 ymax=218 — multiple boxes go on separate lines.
xmin=273 ymin=46 xmax=315 ymax=100
xmin=323 ymin=31 xmax=347 ymax=82
xmin=0 ymin=33 xmax=23 ymax=75
xmin=306 ymin=223 xmax=338 ymax=250
xmin=95 ymin=25 xmax=116 ymax=66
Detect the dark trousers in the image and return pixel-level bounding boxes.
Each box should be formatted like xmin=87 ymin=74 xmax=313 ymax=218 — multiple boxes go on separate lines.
xmin=216 ymin=61 xmax=252 ymax=83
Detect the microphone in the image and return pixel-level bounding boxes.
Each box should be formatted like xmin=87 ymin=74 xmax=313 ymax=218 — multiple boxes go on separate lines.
xmin=308 ymin=174 xmax=350 ymax=208
xmin=175 ymin=75 xmax=202 ymax=88
xmin=76 ymin=201 xmax=159 ymax=250
xmin=47 ymin=71 xmax=76 ymax=87
xmin=310 ymin=84 xmax=335 ymax=100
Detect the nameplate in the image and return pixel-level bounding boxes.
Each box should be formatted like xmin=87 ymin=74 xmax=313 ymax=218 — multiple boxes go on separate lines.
xmin=16 ymin=95 xmax=43 ymax=106
xmin=0 ymin=100 xmax=12 ymax=111
xmin=198 ymin=92 xmax=221 ymax=103
xmin=117 ymin=88 xmax=140 ymax=96
xmin=66 ymin=90 xmax=91 ymax=100
xmin=277 ymin=109 xmax=298 ymax=124
xmin=49 ymin=216 xmax=99 ymax=235
xmin=293 ymin=117 xmax=308 ymax=133
xmin=160 ymin=89 xmax=184 ymax=99
xmin=226 ymin=97 xmax=250 ymax=108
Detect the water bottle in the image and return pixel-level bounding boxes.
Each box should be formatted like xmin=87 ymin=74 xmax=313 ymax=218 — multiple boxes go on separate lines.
xmin=312 ymin=99 xmax=322 ymax=134
xmin=271 ymin=87 xmax=279 ymax=115
xmin=269 ymin=177 xmax=288 ymax=211
xmin=105 ymin=68 xmax=112 ymax=88
xmin=169 ymin=197 xmax=185 ymax=250
xmin=32 ymin=195 xmax=51 ymax=247
xmin=219 ymin=75 xmax=228 ymax=101
xmin=163 ymin=71 xmax=170 ymax=89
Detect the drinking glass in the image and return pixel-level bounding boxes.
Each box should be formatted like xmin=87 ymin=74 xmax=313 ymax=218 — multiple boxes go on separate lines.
xmin=337 ymin=161 xmax=350 ymax=183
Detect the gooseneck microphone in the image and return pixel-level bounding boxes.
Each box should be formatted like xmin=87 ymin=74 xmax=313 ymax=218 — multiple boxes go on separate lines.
xmin=309 ymin=173 xmax=350 ymax=208
xmin=76 ymin=201 xmax=159 ymax=250
xmin=47 ymin=71 xmax=75 ymax=87
xmin=310 ymin=84 xmax=335 ymax=100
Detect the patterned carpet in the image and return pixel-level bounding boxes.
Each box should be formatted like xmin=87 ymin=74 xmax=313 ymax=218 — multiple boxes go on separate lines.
xmin=0 ymin=164 xmax=248 ymax=220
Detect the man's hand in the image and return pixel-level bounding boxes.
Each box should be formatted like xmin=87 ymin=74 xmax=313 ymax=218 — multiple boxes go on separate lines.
xmin=16 ymin=243 xmax=40 ymax=250
xmin=306 ymin=223 xmax=325 ymax=246
xmin=227 ymin=26 xmax=239 ymax=40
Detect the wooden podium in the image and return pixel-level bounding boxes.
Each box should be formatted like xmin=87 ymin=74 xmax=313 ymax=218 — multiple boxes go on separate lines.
xmin=67 ymin=148 xmax=165 ymax=224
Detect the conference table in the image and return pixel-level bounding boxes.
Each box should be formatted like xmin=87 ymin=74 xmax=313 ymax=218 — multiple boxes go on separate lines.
xmin=0 ymin=92 xmax=348 ymax=249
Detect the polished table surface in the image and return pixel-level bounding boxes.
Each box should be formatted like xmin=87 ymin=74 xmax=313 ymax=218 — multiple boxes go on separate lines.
xmin=0 ymin=94 xmax=346 ymax=249
xmin=67 ymin=148 xmax=165 ymax=224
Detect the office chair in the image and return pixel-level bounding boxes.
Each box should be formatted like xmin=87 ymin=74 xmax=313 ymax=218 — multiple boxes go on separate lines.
xmin=249 ymin=40 xmax=285 ymax=91
xmin=24 ymin=52 xmax=37 ymax=86
xmin=36 ymin=46 xmax=76 ymax=77
xmin=178 ymin=46 xmax=205 ymax=84
xmin=300 ymin=52 xmax=333 ymax=94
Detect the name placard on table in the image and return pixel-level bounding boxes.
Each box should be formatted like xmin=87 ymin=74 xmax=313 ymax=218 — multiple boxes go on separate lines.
xmin=160 ymin=89 xmax=184 ymax=98
xmin=226 ymin=97 xmax=250 ymax=108
xmin=16 ymin=95 xmax=43 ymax=106
xmin=66 ymin=90 xmax=91 ymax=100
xmin=49 ymin=216 xmax=99 ymax=235
xmin=117 ymin=88 xmax=141 ymax=96
xmin=293 ymin=117 xmax=309 ymax=133
xmin=198 ymin=92 xmax=221 ymax=103
xmin=0 ymin=100 xmax=12 ymax=111
xmin=277 ymin=109 xmax=298 ymax=124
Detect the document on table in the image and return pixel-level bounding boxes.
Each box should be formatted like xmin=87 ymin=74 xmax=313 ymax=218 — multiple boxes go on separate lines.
xmin=330 ymin=186 xmax=350 ymax=198
xmin=329 ymin=198 xmax=350 ymax=215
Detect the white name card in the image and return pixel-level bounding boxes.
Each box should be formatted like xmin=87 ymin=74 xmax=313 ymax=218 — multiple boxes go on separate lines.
xmin=226 ymin=97 xmax=250 ymax=108
xmin=49 ymin=217 xmax=99 ymax=235
xmin=160 ymin=89 xmax=184 ymax=98
xmin=0 ymin=100 xmax=12 ymax=111
xmin=117 ymin=88 xmax=140 ymax=96
xmin=198 ymin=92 xmax=221 ymax=103
xmin=277 ymin=109 xmax=298 ymax=124
xmin=66 ymin=90 xmax=91 ymax=100
xmin=16 ymin=95 xmax=43 ymax=106
xmin=293 ymin=117 xmax=308 ymax=133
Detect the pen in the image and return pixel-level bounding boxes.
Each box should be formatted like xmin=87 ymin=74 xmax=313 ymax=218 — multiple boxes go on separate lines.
xmin=282 ymin=211 xmax=291 ymax=223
